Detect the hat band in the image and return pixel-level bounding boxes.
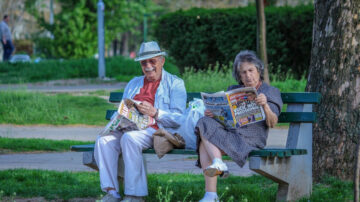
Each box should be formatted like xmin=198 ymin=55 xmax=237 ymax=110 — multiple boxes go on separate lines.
xmin=139 ymin=50 xmax=162 ymax=57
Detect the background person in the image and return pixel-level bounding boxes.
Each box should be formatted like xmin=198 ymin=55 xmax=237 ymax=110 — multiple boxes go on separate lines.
xmin=0 ymin=15 xmax=14 ymax=61
xmin=195 ymin=50 xmax=283 ymax=202
xmin=94 ymin=41 xmax=187 ymax=202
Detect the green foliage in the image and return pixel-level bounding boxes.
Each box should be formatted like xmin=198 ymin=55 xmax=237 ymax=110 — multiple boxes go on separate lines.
xmin=0 ymin=170 xmax=353 ymax=201
xmin=154 ymin=5 xmax=314 ymax=78
xmin=0 ymin=137 xmax=92 ymax=153
xmin=26 ymin=0 xmax=161 ymax=59
xmin=0 ymin=56 xmax=180 ymax=83
xmin=0 ymin=91 xmax=113 ymax=125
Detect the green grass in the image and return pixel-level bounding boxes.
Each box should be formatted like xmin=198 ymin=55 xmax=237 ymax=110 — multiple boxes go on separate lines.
xmin=0 ymin=91 xmax=114 ymax=125
xmin=183 ymin=64 xmax=307 ymax=93
xmin=271 ymin=77 xmax=307 ymax=92
xmin=0 ymin=169 xmax=353 ymax=201
xmin=0 ymin=137 xmax=92 ymax=153
xmin=0 ymin=56 xmax=180 ymax=84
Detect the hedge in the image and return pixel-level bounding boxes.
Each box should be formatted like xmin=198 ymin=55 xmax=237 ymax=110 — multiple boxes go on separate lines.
xmin=0 ymin=56 xmax=180 ymax=84
xmin=154 ymin=5 xmax=314 ymax=79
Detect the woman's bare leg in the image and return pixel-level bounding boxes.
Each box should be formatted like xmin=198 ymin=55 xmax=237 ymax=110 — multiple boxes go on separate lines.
xmin=199 ymin=141 xmax=217 ymax=192
xmin=200 ymin=134 xmax=222 ymax=160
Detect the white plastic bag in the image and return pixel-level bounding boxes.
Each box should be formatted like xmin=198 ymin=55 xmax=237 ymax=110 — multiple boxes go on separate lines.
xmin=176 ymin=98 xmax=205 ymax=150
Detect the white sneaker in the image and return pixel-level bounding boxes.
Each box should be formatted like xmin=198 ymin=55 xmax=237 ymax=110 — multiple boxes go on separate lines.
xmin=204 ymin=161 xmax=229 ymax=178
xmin=199 ymin=196 xmax=220 ymax=202
xmin=101 ymin=193 xmax=121 ymax=202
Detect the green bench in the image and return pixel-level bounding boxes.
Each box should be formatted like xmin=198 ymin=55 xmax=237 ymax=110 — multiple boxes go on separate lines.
xmin=71 ymin=91 xmax=320 ymax=201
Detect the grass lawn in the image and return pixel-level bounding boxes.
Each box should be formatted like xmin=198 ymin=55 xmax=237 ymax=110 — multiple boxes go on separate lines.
xmin=0 ymin=91 xmax=115 ymax=125
xmin=0 ymin=137 xmax=92 ymax=153
xmin=0 ymin=169 xmax=353 ymax=202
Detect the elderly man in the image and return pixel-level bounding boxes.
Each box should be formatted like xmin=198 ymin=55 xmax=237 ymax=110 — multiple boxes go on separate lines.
xmin=95 ymin=41 xmax=187 ymax=202
xmin=0 ymin=15 xmax=14 ymax=61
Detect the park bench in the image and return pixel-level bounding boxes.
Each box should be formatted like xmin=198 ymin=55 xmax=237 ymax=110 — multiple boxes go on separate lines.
xmin=71 ymin=91 xmax=320 ymax=201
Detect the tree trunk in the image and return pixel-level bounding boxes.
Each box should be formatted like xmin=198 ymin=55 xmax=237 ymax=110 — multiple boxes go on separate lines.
xmin=113 ymin=39 xmax=118 ymax=56
xmin=256 ymin=0 xmax=270 ymax=84
xmin=120 ymin=31 xmax=129 ymax=57
xmin=306 ymin=0 xmax=360 ymax=181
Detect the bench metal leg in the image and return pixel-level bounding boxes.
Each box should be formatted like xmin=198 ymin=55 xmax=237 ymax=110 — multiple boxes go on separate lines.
xmin=249 ymin=155 xmax=312 ymax=201
xmin=83 ymin=151 xmax=99 ymax=170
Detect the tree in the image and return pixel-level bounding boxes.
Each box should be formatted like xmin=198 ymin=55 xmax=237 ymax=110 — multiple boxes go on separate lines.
xmin=26 ymin=0 xmax=159 ymax=59
xmin=256 ymin=0 xmax=270 ymax=84
xmin=306 ymin=0 xmax=360 ymax=181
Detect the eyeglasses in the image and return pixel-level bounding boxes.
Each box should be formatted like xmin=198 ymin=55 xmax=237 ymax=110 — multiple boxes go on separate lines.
xmin=140 ymin=58 xmax=158 ymax=66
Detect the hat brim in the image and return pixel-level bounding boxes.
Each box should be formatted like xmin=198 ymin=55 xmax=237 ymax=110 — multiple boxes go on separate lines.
xmin=134 ymin=52 xmax=167 ymax=61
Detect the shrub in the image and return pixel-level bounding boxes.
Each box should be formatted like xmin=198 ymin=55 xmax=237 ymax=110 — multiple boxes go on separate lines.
xmin=154 ymin=5 xmax=313 ymax=79
xmin=0 ymin=56 xmax=180 ymax=84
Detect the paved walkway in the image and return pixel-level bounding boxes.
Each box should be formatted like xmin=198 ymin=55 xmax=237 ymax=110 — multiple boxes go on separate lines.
xmin=0 ymin=79 xmax=127 ymax=92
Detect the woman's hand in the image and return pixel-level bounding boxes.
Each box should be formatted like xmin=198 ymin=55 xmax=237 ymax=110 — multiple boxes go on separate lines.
xmin=255 ymin=93 xmax=267 ymax=107
xmin=255 ymin=93 xmax=278 ymax=128
xmin=204 ymin=109 xmax=214 ymax=118
xmin=135 ymin=101 xmax=157 ymax=117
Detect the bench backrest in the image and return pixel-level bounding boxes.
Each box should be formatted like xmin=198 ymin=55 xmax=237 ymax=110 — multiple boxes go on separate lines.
xmin=106 ymin=92 xmax=321 ymax=124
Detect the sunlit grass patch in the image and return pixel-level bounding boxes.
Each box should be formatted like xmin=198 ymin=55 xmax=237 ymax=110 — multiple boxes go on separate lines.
xmin=0 ymin=91 xmax=114 ymax=125
xmin=0 ymin=137 xmax=92 ymax=153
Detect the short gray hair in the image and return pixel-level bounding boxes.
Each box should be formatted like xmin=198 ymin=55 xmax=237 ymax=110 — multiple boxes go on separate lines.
xmin=232 ymin=50 xmax=264 ymax=85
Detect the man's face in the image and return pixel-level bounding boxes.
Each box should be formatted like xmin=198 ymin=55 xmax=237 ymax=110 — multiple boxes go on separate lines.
xmin=140 ymin=56 xmax=165 ymax=82
xmin=4 ymin=17 xmax=9 ymax=23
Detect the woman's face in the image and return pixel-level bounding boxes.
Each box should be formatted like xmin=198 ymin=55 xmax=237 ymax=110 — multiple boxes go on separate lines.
xmin=239 ymin=62 xmax=260 ymax=87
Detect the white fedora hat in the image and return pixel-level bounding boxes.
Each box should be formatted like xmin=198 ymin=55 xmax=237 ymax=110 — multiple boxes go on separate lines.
xmin=134 ymin=41 xmax=166 ymax=61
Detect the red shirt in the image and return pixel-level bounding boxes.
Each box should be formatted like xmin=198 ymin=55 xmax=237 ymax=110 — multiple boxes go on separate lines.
xmin=133 ymin=78 xmax=161 ymax=130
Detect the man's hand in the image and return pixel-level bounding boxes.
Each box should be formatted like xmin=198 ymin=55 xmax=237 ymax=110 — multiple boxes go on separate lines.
xmin=204 ymin=109 xmax=214 ymax=118
xmin=2 ymin=39 xmax=6 ymax=45
xmin=135 ymin=101 xmax=157 ymax=117
xmin=255 ymin=93 xmax=267 ymax=107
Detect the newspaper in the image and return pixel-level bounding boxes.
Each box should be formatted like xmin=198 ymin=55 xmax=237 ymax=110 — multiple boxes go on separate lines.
xmin=99 ymin=99 xmax=156 ymax=136
xmin=201 ymin=87 xmax=265 ymax=128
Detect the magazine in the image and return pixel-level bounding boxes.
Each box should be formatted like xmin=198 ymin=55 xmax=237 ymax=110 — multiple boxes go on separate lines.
xmin=99 ymin=99 xmax=156 ymax=136
xmin=201 ymin=87 xmax=266 ymax=128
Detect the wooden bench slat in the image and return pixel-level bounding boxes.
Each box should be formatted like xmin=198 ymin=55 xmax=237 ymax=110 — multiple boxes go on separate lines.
xmin=278 ymin=112 xmax=317 ymax=123
xmin=106 ymin=109 xmax=316 ymax=123
xmin=71 ymin=144 xmax=307 ymax=158
xmin=109 ymin=92 xmax=123 ymax=103
xmin=143 ymin=149 xmax=197 ymax=155
xmin=106 ymin=110 xmax=117 ymax=120
xmin=281 ymin=92 xmax=321 ymax=104
xmin=248 ymin=149 xmax=307 ymax=157
xmin=71 ymin=144 xmax=95 ymax=152
xmin=110 ymin=92 xmax=321 ymax=104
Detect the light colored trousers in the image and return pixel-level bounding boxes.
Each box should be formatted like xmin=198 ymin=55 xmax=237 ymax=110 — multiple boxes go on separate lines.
xmin=94 ymin=127 xmax=156 ymax=196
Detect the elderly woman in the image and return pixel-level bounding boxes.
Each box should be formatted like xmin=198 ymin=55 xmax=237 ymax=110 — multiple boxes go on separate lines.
xmin=196 ymin=50 xmax=283 ymax=202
